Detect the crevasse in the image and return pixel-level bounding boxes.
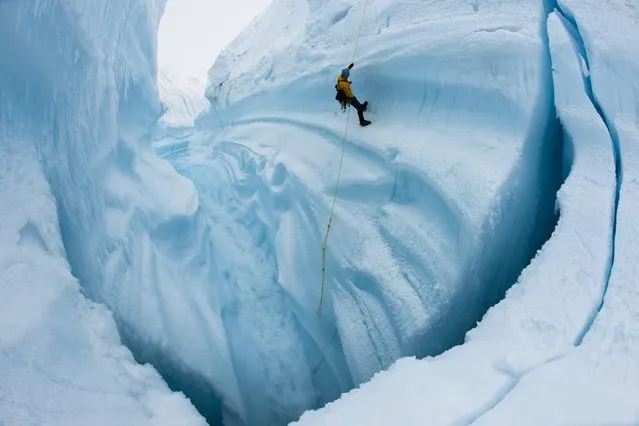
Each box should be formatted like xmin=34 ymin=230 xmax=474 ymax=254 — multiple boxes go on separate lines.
xmin=2 ymin=0 xmax=637 ymax=425
xmin=158 ymin=0 xmax=563 ymax=424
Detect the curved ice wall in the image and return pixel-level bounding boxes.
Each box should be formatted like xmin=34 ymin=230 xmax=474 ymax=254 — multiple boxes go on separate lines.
xmin=1 ymin=1 xmax=256 ymax=424
xmin=0 ymin=0 xmax=206 ymax=424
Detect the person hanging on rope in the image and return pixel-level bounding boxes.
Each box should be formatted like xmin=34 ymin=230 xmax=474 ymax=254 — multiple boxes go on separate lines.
xmin=335 ymin=63 xmax=371 ymax=126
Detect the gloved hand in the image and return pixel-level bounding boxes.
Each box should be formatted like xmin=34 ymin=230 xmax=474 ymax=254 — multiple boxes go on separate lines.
xmin=348 ymin=63 xmax=354 ymax=69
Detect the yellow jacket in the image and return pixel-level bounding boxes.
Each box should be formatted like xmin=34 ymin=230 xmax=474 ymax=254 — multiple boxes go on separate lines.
xmin=337 ymin=74 xmax=354 ymax=98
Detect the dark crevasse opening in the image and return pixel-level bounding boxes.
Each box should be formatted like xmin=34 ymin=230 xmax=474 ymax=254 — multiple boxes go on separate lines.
xmin=118 ymin=321 xmax=225 ymax=426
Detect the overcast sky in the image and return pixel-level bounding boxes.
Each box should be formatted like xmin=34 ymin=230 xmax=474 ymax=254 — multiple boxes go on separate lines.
xmin=158 ymin=0 xmax=271 ymax=81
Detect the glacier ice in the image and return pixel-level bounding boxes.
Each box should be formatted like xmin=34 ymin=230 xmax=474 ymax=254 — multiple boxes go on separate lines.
xmin=1 ymin=0 xmax=637 ymax=424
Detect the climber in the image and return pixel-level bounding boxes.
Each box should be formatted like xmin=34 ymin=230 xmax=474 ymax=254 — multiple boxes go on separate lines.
xmin=335 ymin=63 xmax=371 ymax=126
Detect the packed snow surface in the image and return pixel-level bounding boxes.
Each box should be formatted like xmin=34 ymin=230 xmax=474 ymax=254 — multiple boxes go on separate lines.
xmin=1 ymin=0 xmax=637 ymax=424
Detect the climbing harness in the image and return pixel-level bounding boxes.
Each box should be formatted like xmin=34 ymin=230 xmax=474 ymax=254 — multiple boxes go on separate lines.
xmin=318 ymin=0 xmax=371 ymax=315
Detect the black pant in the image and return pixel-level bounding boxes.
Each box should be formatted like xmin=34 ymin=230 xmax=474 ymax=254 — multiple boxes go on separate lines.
xmin=349 ymin=97 xmax=367 ymax=123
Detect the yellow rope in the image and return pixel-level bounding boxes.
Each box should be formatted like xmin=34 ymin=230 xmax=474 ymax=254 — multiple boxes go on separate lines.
xmin=318 ymin=0 xmax=371 ymax=316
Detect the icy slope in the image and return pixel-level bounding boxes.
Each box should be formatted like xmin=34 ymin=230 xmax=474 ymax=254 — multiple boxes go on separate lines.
xmin=0 ymin=0 xmax=204 ymax=424
xmin=293 ymin=1 xmax=638 ymax=424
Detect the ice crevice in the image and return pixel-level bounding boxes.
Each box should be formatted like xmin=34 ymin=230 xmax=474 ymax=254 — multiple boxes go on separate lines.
xmin=550 ymin=1 xmax=623 ymax=347
xmin=2 ymin=0 xmax=636 ymax=425
xmin=455 ymin=352 xmax=565 ymax=426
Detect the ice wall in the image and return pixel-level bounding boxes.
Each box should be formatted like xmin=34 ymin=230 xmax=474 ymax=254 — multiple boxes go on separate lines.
xmin=0 ymin=0 xmax=205 ymax=424
xmin=1 ymin=0 xmax=256 ymax=424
